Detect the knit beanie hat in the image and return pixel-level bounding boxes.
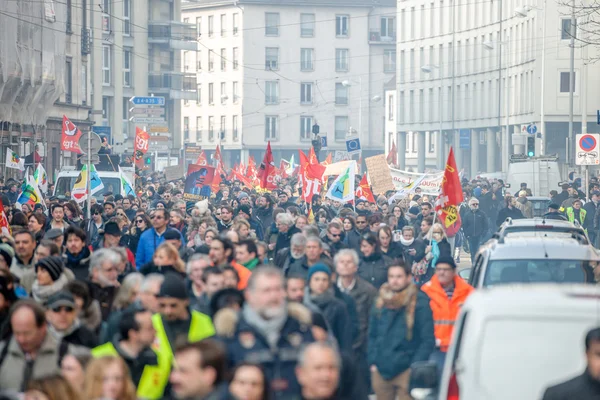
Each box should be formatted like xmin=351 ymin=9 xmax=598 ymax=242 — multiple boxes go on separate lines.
xmin=35 ymin=256 xmax=64 ymax=282
xmin=0 ymin=243 xmax=15 ymax=267
xmin=307 ymin=263 xmax=331 ymax=283
xmin=158 ymin=273 xmax=188 ymax=299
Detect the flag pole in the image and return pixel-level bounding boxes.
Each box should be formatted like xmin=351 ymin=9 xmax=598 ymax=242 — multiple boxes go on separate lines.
xmin=86 ymin=131 xmax=91 ymax=221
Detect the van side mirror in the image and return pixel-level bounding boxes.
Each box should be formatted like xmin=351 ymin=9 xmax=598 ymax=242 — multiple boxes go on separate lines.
xmin=409 ymin=361 xmax=438 ymax=400
xmin=458 ymin=268 xmax=471 ymax=281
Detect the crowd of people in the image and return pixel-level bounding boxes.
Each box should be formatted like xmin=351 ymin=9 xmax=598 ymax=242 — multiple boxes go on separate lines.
xmin=0 ymin=169 xmax=525 ymax=400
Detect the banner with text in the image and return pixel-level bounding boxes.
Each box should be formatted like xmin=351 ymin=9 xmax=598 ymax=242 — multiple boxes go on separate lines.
xmin=183 ymin=165 xmax=216 ymax=201
xmin=389 ymin=167 xmax=444 ymax=194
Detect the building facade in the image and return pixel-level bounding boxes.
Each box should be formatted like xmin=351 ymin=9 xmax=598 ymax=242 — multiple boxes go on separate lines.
xmin=391 ymin=0 xmax=600 ymax=177
xmin=182 ymin=0 xmax=395 ymax=166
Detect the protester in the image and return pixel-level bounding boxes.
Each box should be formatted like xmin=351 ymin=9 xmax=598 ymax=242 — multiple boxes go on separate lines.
xmin=83 ymin=355 xmax=138 ymax=400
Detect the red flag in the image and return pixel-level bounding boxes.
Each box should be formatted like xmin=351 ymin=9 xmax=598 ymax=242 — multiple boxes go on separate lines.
xmin=386 ymin=140 xmax=398 ymax=165
xmin=278 ymin=160 xmax=289 ymax=179
xmin=0 ymin=198 xmax=10 ymax=235
xmin=233 ymin=169 xmax=255 ymax=189
xmin=257 ymin=142 xmax=277 ymax=190
xmin=308 ymin=146 xmax=319 ymax=164
xmin=247 ymin=157 xmax=258 ymax=181
xmin=213 ymin=145 xmax=225 ymax=170
xmin=321 ymin=152 xmax=332 ymax=166
xmin=195 ymin=150 xmax=208 ymax=166
xmin=61 ymin=116 xmax=83 ymax=154
xmin=434 ymin=147 xmax=464 ymax=237
xmin=211 ymin=163 xmax=223 ymax=192
xmin=134 ymin=127 xmax=150 ymax=165
xmin=299 ymin=150 xmax=326 ymax=203
xmin=355 ymin=173 xmax=375 ymax=203
xmin=227 ymin=163 xmax=238 ymax=181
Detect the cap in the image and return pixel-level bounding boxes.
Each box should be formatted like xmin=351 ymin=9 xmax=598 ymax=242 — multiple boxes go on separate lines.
xmin=435 ymin=256 xmax=457 ymax=269
xmin=35 ymin=256 xmax=64 ymax=282
xmin=163 ymin=229 xmax=182 ymax=241
xmin=0 ymin=243 xmax=14 ymax=267
xmin=237 ymin=192 xmax=249 ymax=201
xmin=44 ymin=229 xmax=63 ymax=240
xmin=104 ymin=221 xmax=122 ymax=236
xmin=46 ymin=291 xmax=76 ymax=309
xmin=548 ymin=203 xmax=560 ymax=210
xmin=307 ymin=263 xmax=332 ymax=283
xmin=237 ymin=204 xmax=251 ymax=216
xmin=158 ymin=273 xmax=188 ymax=299
xmin=114 ymin=194 xmax=124 ymax=201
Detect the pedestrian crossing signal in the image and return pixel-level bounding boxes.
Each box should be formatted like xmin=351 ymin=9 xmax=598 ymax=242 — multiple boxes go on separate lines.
xmin=145 ymin=156 xmax=152 ymax=165
xmin=527 ymin=136 xmax=535 ymax=157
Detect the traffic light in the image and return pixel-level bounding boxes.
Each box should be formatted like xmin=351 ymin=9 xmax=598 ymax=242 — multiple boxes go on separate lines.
xmin=145 ymin=155 xmax=152 ymax=165
xmin=526 ymin=136 xmax=535 ymax=157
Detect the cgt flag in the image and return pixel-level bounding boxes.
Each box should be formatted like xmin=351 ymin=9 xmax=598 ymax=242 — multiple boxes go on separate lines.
xmin=356 ymin=173 xmax=375 ymax=203
xmin=61 ymin=116 xmax=83 ymax=154
xmin=134 ymin=127 xmax=150 ymax=165
xmin=195 ymin=150 xmax=208 ymax=166
xmin=435 ymin=147 xmax=464 ymax=237
xmin=257 ymin=142 xmax=277 ymax=190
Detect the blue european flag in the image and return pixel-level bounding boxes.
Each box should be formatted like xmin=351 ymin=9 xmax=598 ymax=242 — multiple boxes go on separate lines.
xmin=346 ymin=138 xmax=361 ymax=154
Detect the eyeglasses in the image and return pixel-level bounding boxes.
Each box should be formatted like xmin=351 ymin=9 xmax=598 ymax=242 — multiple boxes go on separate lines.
xmin=52 ymin=306 xmax=74 ymax=313
xmin=136 ymin=220 xmax=143 ymax=224
xmin=329 ymin=233 xmax=341 ymax=237
xmin=471 ymin=204 xmax=479 ymax=207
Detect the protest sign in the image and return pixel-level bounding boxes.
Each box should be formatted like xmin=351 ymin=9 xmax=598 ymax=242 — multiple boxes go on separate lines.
xmin=164 ymin=165 xmax=184 ymax=182
xmin=389 ymin=168 xmax=444 ymax=194
xmin=365 ymin=154 xmax=395 ymax=195
xmin=183 ymin=165 xmax=215 ymax=201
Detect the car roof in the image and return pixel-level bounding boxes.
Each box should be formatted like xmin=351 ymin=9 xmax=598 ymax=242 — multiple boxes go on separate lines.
xmin=501 ymin=217 xmax=578 ymax=228
xmin=463 ymin=284 xmax=600 ymax=318
xmin=484 ymin=235 xmax=600 ymax=261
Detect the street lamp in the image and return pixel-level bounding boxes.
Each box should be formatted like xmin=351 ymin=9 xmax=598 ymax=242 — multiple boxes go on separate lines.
xmin=342 ymin=78 xmax=362 ymax=140
xmin=421 ymin=64 xmax=444 ymax=169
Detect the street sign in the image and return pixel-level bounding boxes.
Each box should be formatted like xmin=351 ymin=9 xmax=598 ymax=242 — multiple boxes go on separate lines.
xmin=130 ymin=96 xmax=165 ymax=106
xmin=151 ymin=143 xmax=169 ymax=151
xmin=576 ymin=133 xmax=600 ymax=165
xmin=149 ymin=125 xmax=169 ymax=133
xmin=526 ymin=123 xmax=537 ymax=135
xmin=150 ymin=135 xmax=169 ymax=142
xmin=78 ymin=132 xmax=102 ymax=154
xmin=459 ymin=129 xmax=470 ymax=149
xmin=131 ymin=117 xmax=166 ymax=124
xmin=346 ymin=137 xmax=361 ymax=155
xmin=320 ymin=136 xmax=328 ymax=149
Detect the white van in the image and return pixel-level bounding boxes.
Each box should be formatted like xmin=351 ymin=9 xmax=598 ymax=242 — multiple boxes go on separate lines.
xmin=411 ymin=285 xmax=600 ymax=400
xmin=53 ymin=166 xmax=135 ymax=201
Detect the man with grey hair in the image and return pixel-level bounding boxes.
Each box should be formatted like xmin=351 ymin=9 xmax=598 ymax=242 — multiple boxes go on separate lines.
xmin=186 ymin=254 xmax=212 ymax=305
xmin=296 ymin=342 xmax=341 ymax=400
xmin=218 ymin=266 xmax=314 ymax=398
xmin=287 ymin=236 xmax=332 ymax=279
xmin=275 ymin=233 xmax=307 ymax=275
xmin=273 ymin=212 xmax=300 ymax=254
xmin=88 ymin=248 xmax=121 ymax=320
xmin=139 ymin=273 xmax=164 ymax=313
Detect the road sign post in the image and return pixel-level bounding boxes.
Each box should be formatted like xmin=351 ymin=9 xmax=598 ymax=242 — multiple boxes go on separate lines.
xmin=575 ymin=133 xmax=600 ymax=166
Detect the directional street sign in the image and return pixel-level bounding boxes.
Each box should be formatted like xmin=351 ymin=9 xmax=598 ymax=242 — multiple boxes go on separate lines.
xmin=130 ymin=117 xmax=166 ymax=124
xmin=149 ymin=125 xmax=169 ymax=133
xmin=526 ymin=123 xmax=537 ymax=135
xmin=576 ymin=134 xmax=600 ymax=165
xmin=130 ymin=96 xmax=165 ymax=106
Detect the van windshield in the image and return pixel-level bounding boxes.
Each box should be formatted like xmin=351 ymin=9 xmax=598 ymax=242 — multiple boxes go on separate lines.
xmin=483 ymin=260 xmax=595 ymax=286
xmin=54 ymin=177 xmax=121 ymax=201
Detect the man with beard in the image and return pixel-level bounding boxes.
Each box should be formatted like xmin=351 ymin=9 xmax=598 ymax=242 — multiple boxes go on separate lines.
xmin=277 ymin=191 xmax=296 ymax=210
xmin=217 ymin=266 xmax=314 ymax=398
xmin=217 ymin=205 xmax=235 ymax=233
xmin=63 ymin=226 xmax=92 ymax=281
xmin=323 ymin=222 xmax=347 ymax=257
xmin=254 ymin=194 xmax=275 ymax=233
xmin=275 ymin=233 xmax=307 ymax=276
xmin=368 ymin=262 xmax=435 ymax=400
xmin=272 ymin=213 xmax=301 ymax=254
xmin=87 ymin=248 xmax=121 ymax=320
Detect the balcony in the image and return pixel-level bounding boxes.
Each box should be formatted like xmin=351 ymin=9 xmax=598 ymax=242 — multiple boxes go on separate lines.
xmin=148 ymin=21 xmax=197 ymax=51
xmin=369 ymin=30 xmax=396 ymax=44
xmin=148 ymin=72 xmax=197 ymax=101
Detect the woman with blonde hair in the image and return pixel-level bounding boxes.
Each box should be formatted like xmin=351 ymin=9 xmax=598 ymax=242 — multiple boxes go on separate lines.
xmin=233 ymin=218 xmax=252 ymax=240
xmin=26 ymin=373 xmax=81 ymax=400
xmin=140 ymin=242 xmax=186 ymax=277
xmin=83 ymin=355 xmax=137 ymax=400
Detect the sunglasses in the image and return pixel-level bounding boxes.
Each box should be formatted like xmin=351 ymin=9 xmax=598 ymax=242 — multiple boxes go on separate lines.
xmin=93 ymin=212 xmax=102 ymax=215
xmin=52 ymin=306 xmax=74 ymax=313
xmin=329 ymin=233 xmax=341 ymax=237
xmin=136 ymin=220 xmax=143 ymax=223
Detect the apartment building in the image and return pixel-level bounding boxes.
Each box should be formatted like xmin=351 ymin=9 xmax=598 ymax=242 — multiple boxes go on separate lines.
xmin=182 ymin=0 xmax=395 ymax=165
xmin=391 ymin=0 xmax=600 ymax=176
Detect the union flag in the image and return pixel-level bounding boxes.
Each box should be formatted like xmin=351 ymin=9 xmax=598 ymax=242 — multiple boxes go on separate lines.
xmin=434 ymin=147 xmax=463 ymax=237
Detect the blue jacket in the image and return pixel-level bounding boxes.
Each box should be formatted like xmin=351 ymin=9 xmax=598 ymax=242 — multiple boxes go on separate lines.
xmin=135 ymin=227 xmax=184 ymax=266
xmin=219 ymin=304 xmax=314 ymax=398
xmin=368 ymin=284 xmax=435 ymax=379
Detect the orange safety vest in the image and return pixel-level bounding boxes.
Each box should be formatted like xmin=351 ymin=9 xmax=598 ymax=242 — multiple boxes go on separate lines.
xmin=230 ymin=261 xmax=251 ymax=290
xmin=421 ymin=274 xmax=474 ymax=352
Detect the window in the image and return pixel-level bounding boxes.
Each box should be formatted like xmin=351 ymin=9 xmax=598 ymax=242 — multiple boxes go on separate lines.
xmin=184 ymin=117 xmax=190 ymax=141
xmin=65 ymin=58 xmax=72 ymax=103
xmin=122 ymin=97 xmax=129 ymax=138
xmin=380 ymin=16 xmax=396 ymax=39
xmin=102 ymin=45 xmax=111 ymax=85
xmin=197 ymin=83 xmax=202 ymax=104
xmin=208 ymin=50 xmax=214 ymax=71
xmin=208 ymin=15 xmax=214 ymax=37
xmin=265 ymin=81 xmax=279 ymax=104
xmin=265 ymin=116 xmax=279 ymax=140
xmin=232 ymin=115 xmax=238 ymax=141
xmin=301 ymin=13 xmax=315 ymax=37
xmin=220 ymin=116 xmax=226 ymax=140
xmin=335 ymin=49 xmax=349 ymax=71
xmin=265 ymin=13 xmax=280 ymax=36
xmin=102 ymin=0 xmax=110 ymax=32
xmin=265 ymin=47 xmax=279 ymax=70
xmin=301 ymin=48 xmax=314 ymax=71
xmin=300 ymin=116 xmax=313 ymax=140
xmin=196 ymin=117 xmax=202 ymax=142
xmin=197 ymin=50 xmax=202 ymax=70
xmin=208 ymin=116 xmax=214 ymax=141
xmin=196 ymin=17 xmax=201 ymax=37
xmin=384 ymin=50 xmax=396 ymax=73
xmin=233 ymin=13 xmax=239 ymax=35
xmin=123 ymin=0 xmax=131 ymax=35
xmin=209 ymin=83 xmax=214 ymax=104
xmin=335 ymin=83 xmax=348 ymax=105
xmin=102 ymin=96 xmax=110 ymax=122
xmin=81 ymin=65 xmax=87 ymax=105
xmin=561 ymin=18 xmax=576 ymax=40
xmin=233 ymin=81 xmax=239 ymax=102
xmin=123 ymin=48 xmax=132 ymax=87
xmin=300 ymin=82 xmax=313 ymax=104
xmin=220 ymin=48 xmax=226 ymax=71
xmin=220 ymin=14 xmax=226 ymax=36
xmin=221 ymin=82 xmax=227 ymax=103
xmin=335 ymin=116 xmax=348 ymax=140
xmin=388 ymin=94 xmax=394 ymax=121
xmin=233 ymin=47 xmax=239 ymax=70
xmin=560 ymin=71 xmax=576 ymax=93
xmin=336 ymin=15 xmax=349 ymax=37
xmin=66 ymin=0 xmax=72 ymax=33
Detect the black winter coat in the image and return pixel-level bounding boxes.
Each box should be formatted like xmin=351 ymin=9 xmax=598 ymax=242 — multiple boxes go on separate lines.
xmin=332 ymin=286 xmax=359 ymax=350
xmin=462 ymin=209 xmax=489 ymax=238
xmin=62 ymin=324 xmax=98 ymax=349
xmin=308 ymin=292 xmax=353 ymax=353
xmin=399 ymin=239 xmax=427 ymax=266
xmin=381 ymin=242 xmax=404 ymax=261
xmin=87 ymin=281 xmax=117 ymax=321
xmin=343 ymin=229 xmax=362 ymax=249
xmin=275 ymin=226 xmax=301 ymax=254
xmin=358 ymin=252 xmax=390 ymax=289
xmin=542 ymin=370 xmax=600 ymax=400
xmin=496 ymin=206 xmax=524 ymax=227
xmin=63 ymin=247 xmax=92 ymax=282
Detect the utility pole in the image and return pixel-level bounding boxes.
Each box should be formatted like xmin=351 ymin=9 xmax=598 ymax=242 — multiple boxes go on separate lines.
xmin=568 ymin=0 xmax=576 ymax=165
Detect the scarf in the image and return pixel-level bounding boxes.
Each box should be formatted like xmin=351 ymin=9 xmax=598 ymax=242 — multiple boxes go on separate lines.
xmin=48 ymin=318 xmax=81 ymax=342
xmin=242 ymin=258 xmax=260 ymax=271
xmin=242 ymin=304 xmax=288 ymax=349
xmin=31 ymin=274 xmax=69 ymax=304
xmin=375 ymin=283 xmax=418 ymax=340
xmin=400 ymin=236 xmax=414 ymax=246
xmin=305 ymin=287 xmax=335 ymax=310
xmin=65 ymin=247 xmax=89 ymax=264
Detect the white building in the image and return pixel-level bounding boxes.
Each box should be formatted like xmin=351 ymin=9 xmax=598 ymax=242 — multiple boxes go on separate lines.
xmin=182 ymin=0 xmax=395 ymax=165
xmin=391 ymin=0 xmax=600 ymax=177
